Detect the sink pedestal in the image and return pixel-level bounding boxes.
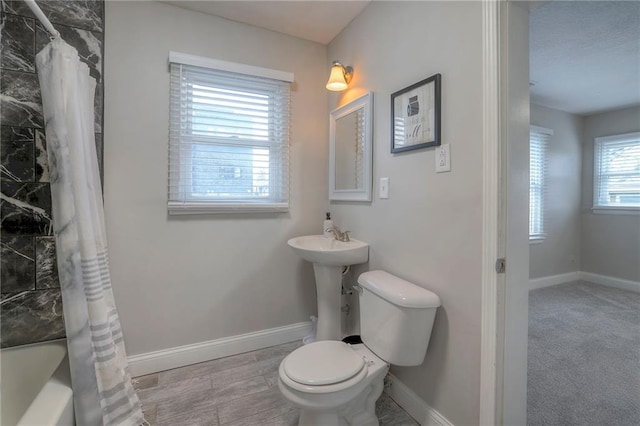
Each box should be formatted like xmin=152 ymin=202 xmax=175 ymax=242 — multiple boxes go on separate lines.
xmin=287 ymin=235 xmax=369 ymax=343
xmin=312 ymin=265 xmax=343 ymax=341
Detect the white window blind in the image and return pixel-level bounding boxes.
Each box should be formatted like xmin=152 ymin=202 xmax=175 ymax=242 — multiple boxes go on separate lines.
xmin=530 ymin=126 xmax=551 ymax=240
xmin=168 ymin=54 xmax=292 ymax=214
xmin=593 ymin=132 xmax=640 ymax=211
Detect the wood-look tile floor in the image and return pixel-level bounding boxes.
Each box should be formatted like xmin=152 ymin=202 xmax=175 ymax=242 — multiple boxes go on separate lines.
xmin=134 ymin=341 xmax=418 ymax=426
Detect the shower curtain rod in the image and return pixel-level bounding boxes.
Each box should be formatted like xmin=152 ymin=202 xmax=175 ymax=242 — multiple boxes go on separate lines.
xmin=24 ymin=0 xmax=60 ymax=39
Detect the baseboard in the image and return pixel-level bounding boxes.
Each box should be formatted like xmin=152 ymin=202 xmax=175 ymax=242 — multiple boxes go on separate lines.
xmin=529 ymin=271 xmax=640 ymax=294
xmin=529 ymin=271 xmax=580 ymax=290
xmin=580 ymin=272 xmax=640 ymax=293
xmin=127 ymin=321 xmax=312 ymax=377
xmin=384 ymin=374 xmax=454 ymax=426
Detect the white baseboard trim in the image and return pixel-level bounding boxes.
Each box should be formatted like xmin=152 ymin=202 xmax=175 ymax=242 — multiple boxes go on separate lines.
xmin=529 ymin=271 xmax=580 ymax=290
xmin=580 ymin=271 xmax=640 ymax=293
xmin=529 ymin=271 xmax=640 ymax=294
xmin=127 ymin=321 xmax=312 ymax=377
xmin=384 ymin=374 xmax=453 ymax=426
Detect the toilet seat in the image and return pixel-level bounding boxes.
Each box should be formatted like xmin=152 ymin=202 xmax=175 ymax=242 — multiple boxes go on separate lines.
xmin=284 ymin=341 xmax=365 ymax=385
xmin=280 ymin=341 xmax=370 ymax=394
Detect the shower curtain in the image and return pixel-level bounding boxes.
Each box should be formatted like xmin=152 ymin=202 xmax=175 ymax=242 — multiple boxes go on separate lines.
xmin=35 ymin=38 xmax=144 ymax=426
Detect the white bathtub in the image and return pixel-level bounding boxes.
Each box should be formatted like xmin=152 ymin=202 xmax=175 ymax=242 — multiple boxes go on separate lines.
xmin=1 ymin=339 xmax=74 ymax=426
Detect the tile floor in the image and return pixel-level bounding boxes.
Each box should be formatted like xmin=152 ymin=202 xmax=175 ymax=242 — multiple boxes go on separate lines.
xmin=134 ymin=341 xmax=418 ymax=426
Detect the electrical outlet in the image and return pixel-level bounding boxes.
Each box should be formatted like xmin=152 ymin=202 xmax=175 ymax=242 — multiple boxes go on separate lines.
xmin=436 ymin=144 xmax=451 ymax=173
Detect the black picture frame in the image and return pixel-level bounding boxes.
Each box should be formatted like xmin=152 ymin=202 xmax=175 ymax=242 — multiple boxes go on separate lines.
xmin=390 ymin=73 xmax=441 ymax=153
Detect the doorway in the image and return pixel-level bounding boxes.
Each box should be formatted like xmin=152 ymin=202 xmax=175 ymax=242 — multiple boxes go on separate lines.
xmin=482 ymin=1 xmax=640 ymax=425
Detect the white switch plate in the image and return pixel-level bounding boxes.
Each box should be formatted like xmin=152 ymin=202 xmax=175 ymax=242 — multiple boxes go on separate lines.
xmin=436 ymin=144 xmax=451 ymax=173
xmin=379 ymin=177 xmax=390 ymax=199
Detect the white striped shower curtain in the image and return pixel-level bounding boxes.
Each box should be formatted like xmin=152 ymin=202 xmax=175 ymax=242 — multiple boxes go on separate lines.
xmin=36 ymin=37 xmax=144 ymax=426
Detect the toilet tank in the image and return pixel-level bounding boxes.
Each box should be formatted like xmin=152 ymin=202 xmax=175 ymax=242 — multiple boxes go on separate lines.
xmin=357 ymin=270 xmax=441 ymax=366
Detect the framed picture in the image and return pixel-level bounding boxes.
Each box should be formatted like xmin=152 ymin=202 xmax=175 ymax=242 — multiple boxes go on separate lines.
xmin=391 ymin=73 xmax=441 ymax=153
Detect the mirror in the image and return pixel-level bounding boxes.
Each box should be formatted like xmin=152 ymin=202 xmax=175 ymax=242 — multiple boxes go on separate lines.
xmin=329 ymin=92 xmax=373 ymax=201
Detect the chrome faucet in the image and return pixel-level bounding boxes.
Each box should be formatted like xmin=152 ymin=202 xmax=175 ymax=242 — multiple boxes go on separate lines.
xmin=325 ymin=225 xmax=351 ymax=242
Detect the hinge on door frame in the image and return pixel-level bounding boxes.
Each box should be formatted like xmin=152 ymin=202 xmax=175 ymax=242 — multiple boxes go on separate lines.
xmin=495 ymin=258 xmax=506 ymax=274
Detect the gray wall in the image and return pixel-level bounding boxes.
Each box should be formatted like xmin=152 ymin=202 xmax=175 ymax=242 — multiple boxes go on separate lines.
xmin=581 ymin=106 xmax=640 ymax=282
xmin=104 ymin=1 xmax=327 ymax=356
xmin=0 ymin=0 xmax=104 ymax=348
xmin=528 ymin=104 xmax=640 ymax=283
xmin=529 ymin=104 xmax=583 ymax=279
xmin=327 ymin=2 xmax=483 ymax=424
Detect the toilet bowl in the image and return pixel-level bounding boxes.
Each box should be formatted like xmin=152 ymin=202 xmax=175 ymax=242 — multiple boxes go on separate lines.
xmin=278 ymin=270 xmax=441 ymax=426
xmin=278 ymin=341 xmax=388 ymax=426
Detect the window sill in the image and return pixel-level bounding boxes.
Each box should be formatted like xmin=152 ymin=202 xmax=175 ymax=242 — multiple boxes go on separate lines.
xmin=591 ymin=207 xmax=640 ymax=216
xmin=529 ymin=237 xmax=545 ymax=245
xmin=168 ymin=201 xmax=289 ymax=215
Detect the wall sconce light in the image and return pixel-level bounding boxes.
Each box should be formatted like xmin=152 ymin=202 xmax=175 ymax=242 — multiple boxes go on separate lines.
xmin=326 ymin=60 xmax=353 ymax=91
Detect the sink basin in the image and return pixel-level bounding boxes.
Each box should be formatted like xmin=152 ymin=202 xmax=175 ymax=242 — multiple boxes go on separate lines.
xmin=287 ymin=235 xmax=369 ymax=266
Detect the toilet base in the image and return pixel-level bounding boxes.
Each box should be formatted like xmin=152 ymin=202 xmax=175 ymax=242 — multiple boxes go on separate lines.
xmin=298 ymin=411 xmax=345 ymax=426
xmin=295 ymin=375 xmax=384 ymax=426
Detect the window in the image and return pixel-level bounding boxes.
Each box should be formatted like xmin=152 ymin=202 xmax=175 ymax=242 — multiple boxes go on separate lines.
xmin=168 ymin=52 xmax=293 ymax=214
xmin=593 ymin=132 xmax=640 ymax=212
xmin=529 ymin=126 xmax=551 ymax=241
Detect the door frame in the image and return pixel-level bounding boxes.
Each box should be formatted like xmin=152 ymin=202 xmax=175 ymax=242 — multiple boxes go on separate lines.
xmin=479 ymin=1 xmax=504 ymax=423
xmin=480 ymin=1 xmax=531 ymax=424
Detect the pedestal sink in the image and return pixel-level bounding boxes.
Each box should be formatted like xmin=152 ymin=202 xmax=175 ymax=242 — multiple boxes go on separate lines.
xmin=288 ymin=235 xmax=369 ymax=341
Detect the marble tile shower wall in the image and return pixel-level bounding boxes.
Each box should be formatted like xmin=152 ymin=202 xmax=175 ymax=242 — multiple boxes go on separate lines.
xmin=0 ymin=0 xmax=104 ymax=348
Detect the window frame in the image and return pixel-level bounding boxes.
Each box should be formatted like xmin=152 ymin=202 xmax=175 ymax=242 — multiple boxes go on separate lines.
xmin=529 ymin=125 xmax=552 ymax=243
xmin=592 ymin=132 xmax=640 ymax=215
xmin=167 ymin=52 xmax=294 ymax=215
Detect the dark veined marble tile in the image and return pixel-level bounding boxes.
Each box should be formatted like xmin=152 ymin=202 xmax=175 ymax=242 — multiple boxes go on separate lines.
xmin=0 ymin=236 xmax=35 ymax=294
xmin=0 ymin=181 xmax=52 ymax=235
xmin=94 ymin=82 xmax=103 ymax=132
xmin=0 ymin=289 xmax=65 ymax=348
xmin=1 ymin=126 xmax=35 ymax=182
xmin=36 ymin=23 xmax=103 ymax=82
xmin=3 ymin=0 xmax=103 ymax=33
xmin=34 ymin=129 xmax=49 ymax=182
xmin=0 ymin=13 xmax=35 ymax=72
xmin=35 ymin=236 xmax=58 ymax=289
xmin=0 ymin=125 xmax=33 ymax=144
xmin=0 ymin=70 xmax=43 ymax=128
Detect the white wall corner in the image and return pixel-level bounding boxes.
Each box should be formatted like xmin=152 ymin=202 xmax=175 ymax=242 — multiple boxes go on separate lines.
xmin=529 ymin=271 xmax=580 ymax=290
xmin=579 ymin=272 xmax=640 ymax=294
xmin=384 ymin=374 xmax=454 ymax=426
xmin=127 ymin=321 xmax=312 ymax=377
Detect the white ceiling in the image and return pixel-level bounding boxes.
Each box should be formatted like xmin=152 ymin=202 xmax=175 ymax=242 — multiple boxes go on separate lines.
xmin=161 ymin=1 xmax=370 ymax=45
xmin=530 ymin=1 xmax=640 ymax=116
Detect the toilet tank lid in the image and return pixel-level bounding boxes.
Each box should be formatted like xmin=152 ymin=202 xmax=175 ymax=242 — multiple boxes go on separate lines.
xmin=358 ymin=270 xmax=441 ymax=308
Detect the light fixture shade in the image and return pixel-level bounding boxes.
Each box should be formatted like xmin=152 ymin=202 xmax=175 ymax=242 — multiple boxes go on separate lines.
xmin=326 ymin=62 xmax=351 ymax=91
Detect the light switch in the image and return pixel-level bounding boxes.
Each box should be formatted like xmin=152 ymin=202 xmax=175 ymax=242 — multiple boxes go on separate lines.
xmin=379 ymin=177 xmax=390 ymax=199
xmin=436 ymin=144 xmax=451 ymax=173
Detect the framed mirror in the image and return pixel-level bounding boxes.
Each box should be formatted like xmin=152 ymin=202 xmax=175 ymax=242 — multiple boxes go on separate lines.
xmin=329 ymin=92 xmax=373 ymax=201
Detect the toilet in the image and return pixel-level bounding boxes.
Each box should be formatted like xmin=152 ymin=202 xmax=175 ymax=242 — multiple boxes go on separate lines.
xmin=278 ymin=270 xmax=441 ymax=426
